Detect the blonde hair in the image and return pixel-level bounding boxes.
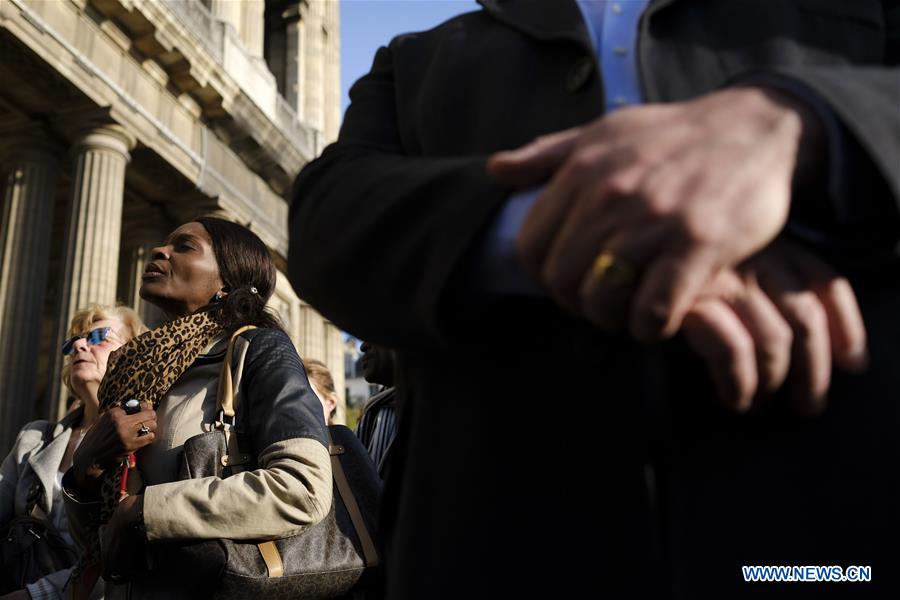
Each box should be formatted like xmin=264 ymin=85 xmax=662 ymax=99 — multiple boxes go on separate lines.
xmin=305 ymin=358 xmax=338 ymax=421
xmin=61 ymin=304 xmax=148 ymax=396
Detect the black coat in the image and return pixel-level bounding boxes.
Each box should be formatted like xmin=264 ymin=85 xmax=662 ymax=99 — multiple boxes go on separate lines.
xmin=289 ymin=1 xmax=900 ymax=598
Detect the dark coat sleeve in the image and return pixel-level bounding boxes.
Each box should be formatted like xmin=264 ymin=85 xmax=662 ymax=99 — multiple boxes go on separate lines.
xmin=287 ymin=42 xmax=512 ymax=350
xmin=763 ymin=1 xmax=900 ymax=261
xmin=782 ymin=0 xmax=899 ymax=199
xmin=238 ymin=328 xmax=328 ymax=452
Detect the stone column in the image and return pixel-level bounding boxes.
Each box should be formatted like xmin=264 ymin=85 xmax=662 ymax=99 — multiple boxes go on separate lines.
xmin=213 ymin=0 xmax=264 ymax=57
xmin=322 ymin=0 xmax=341 ymax=144
xmin=48 ymin=124 xmax=135 ymax=418
xmin=0 ymin=129 xmax=60 ymax=448
xmin=118 ymin=215 xmax=168 ymax=329
xmin=283 ymin=1 xmax=306 ymax=119
xmin=241 ymin=0 xmax=265 ymax=58
xmin=298 ymin=300 xmax=324 ymax=361
xmin=303 ymin=1 xmax=325 ymax=133
xmin=272 ymin=270 xmax=302 ymax=352
xmin=282 ymin=0 xmax=324 ymax=131
xmin=210 ymin=0 xmax=243 ymax=35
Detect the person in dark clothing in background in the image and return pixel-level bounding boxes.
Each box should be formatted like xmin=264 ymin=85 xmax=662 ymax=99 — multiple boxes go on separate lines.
xmin=354 ymin=342 xmax=396 ymax=479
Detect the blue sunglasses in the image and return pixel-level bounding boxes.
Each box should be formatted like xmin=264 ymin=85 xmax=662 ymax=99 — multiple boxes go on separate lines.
xmin=61 ymin=327 xmax=113 ymax=356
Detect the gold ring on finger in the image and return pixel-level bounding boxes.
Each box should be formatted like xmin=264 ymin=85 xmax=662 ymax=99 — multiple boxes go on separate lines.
xmin=592 ymin=251 xmax=637 ymax=288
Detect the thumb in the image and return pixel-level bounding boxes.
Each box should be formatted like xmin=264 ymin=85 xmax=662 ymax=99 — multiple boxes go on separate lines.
xmin=487 ymin=127 xmax=582 ymax=187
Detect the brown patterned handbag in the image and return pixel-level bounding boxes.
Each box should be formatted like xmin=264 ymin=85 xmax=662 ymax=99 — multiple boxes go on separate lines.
xmin=154 ymin=327 xmax=382 ymax=599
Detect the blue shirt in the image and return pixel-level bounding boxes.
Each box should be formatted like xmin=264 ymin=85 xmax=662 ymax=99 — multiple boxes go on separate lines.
xmin=479 ymin=0 xmax=650 ymax=296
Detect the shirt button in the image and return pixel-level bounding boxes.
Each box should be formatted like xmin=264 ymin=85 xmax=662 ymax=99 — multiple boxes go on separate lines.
xmin=613 ymin=46 xmax=628 ymax=57
xmin=566 ymin=56 xmax=595 ymax=93
xmin=611 ymin=3 xmax=622 ymax=14
xmin=614 ymin=96 xmax=629 ymax=106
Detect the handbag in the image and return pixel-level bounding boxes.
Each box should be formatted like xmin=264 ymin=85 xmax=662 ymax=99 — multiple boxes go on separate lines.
xmin=154 ymin=326 xmax=382 ymax=599
xmin=0 ymin=424 xmax=79 ymax=594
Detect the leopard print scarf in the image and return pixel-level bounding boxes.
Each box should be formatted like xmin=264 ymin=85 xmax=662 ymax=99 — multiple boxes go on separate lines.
xmin=98 ymin=310 xmax=223 ymax=411
xmin=75 ymin=311 xmax=223 ymax=586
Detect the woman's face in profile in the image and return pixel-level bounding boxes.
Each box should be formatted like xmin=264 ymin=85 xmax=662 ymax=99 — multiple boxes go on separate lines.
xmin=140 ymin=222 xmax=224 ymax=316
xmin=68 ymin=318 xmax=128 ymax=392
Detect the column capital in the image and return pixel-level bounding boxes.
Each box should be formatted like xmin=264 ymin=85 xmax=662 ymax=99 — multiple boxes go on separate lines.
xmin=0 ymin=122 xmax=61 ymax=166
xmin=72 ymin=124 xmax=137 ymax=160
xmin=53 ymin=107 xmax=136 ymax=154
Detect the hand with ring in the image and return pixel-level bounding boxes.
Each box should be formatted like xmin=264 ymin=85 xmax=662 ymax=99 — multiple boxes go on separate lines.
xmin=570 ymin=240 xmax=867 ymax=414
xmin=72 ymin=401 xmax=157 ymax=495
xmin=488 ymin=86 xmax=826 ymax=341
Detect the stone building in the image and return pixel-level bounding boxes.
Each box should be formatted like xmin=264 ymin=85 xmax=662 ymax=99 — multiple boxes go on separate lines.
xmin=0 ymin=0 xmax=344 ymax=450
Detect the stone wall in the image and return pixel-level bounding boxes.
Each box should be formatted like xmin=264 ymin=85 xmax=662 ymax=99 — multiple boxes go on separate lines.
xmin=0 ymin=0 xmax=345 ymax=448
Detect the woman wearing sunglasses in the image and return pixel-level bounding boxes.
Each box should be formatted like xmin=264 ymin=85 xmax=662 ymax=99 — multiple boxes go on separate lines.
xmin=63 ymin=217 xmax=332 ymax=599
xmin=0 ymin=304 xmax=146 ymax=600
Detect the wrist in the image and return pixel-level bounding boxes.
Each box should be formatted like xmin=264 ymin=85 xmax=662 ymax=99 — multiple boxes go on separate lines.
xmin=742 ymin=85 xmax=827 ymax=186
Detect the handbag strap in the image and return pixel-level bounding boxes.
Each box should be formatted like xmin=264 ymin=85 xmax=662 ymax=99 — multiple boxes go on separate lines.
xmin=216 ymin=325 xmax=258 ymax=420
xmin=327 ymin=428 xmax=380 ymax=568
xmin=216 ymin=326 xmax=379 ymax=574
xmin=216 ymin=325 xmax=257 ymax=474
xmin=257 ymin=434 xmax=382 ymax=579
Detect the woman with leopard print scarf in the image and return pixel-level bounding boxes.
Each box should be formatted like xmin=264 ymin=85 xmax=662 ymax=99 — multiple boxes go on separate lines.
xmin=62 ymin=217 xmax=333 ymax=599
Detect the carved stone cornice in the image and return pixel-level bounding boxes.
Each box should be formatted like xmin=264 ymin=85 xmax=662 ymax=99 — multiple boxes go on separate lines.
xmin=51 ymin=107 xmax=136 ymax=159
xmin=2 ymin=0 xmax=301 ymax=258
xmin=87 ymin=0 xmax=316 ymax=189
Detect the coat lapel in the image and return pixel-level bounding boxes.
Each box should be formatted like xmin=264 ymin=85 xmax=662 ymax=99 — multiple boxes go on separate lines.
xmin=477 ymin=0 xmax=593 ymax=54
xmin=26 ymin=407 xmax=81 ymax=514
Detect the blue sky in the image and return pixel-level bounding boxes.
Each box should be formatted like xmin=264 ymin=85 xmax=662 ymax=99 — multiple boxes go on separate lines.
xmin=340 ymin=0 xmax=479 ymax=115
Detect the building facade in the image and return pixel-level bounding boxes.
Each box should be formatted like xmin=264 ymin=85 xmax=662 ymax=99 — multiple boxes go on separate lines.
xmin=0 ymin=0 xmax=344 ymax=449
xmin=343 ymin=337 xmax=374 ymax=408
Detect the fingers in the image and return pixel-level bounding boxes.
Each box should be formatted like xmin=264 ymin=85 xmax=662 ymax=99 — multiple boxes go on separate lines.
xmin=489 ymin=104 xmax=677 ymax=188
xmin=818 ymin=277 xmax=868 ymax=371
xmin=780 ymin=244 xmax=868 ymax=372
xmin=111 ymin=406 xmax=158 ymax=453
xmin=487 ymin=127 xmax=583 ymax=187
xmin=541 ymin=165 xmax=650 ymax=312
xmin=729 ymin=277 xmax=793 ymax=395
xmin=577 ymin=226 xmax=667 ymax=330
xmin=135 ymin=404 xmax=158 ymax=445
xmin=630 ymin=245 xmax=719 ymax=342
xmin=677 ymin=269 xmax=793 ymax=413
xmin=755 ymin=260 xmax=832 ymax=415
xmin=515 ymin=145 xmax=608 ymax=281
xmin=130 ymin=414 xmax=157 ymax=448
xmin=513 ymin=111 xmax=683 ymax=285
xmin=518 ymin=117 xmax=698 ymax=311
xmin=681 ymin=298 xmax=758 ymax=412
